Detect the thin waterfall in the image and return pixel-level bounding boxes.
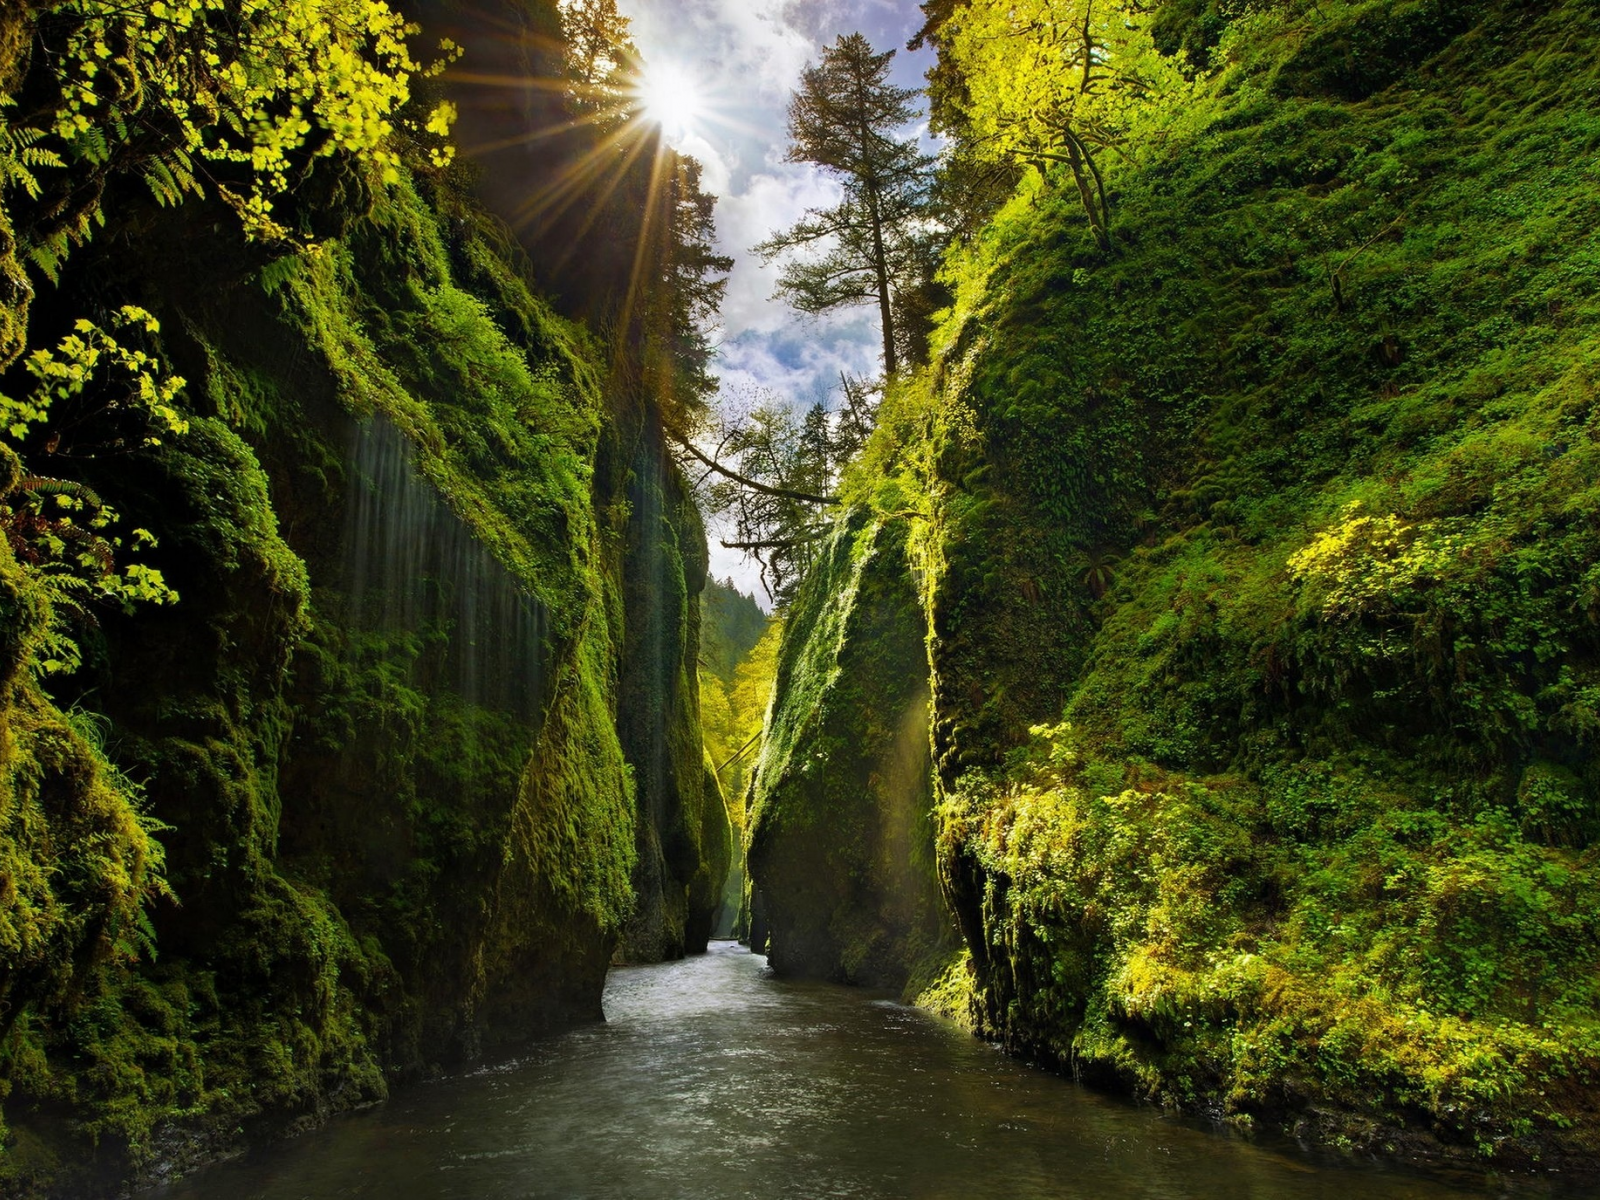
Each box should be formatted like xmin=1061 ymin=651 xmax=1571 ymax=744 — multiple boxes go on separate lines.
xmin=341 ymin=415 xmax=548 ymax=722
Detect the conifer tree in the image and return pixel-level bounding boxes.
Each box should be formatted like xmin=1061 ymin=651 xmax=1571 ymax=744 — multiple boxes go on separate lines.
xmin=560 ymin=0 xmax=637 ymax=115
xmin=756 ymin=33 xmax=934 ymax=377
xmin=646 ymin=155 xmax=734 ymax=427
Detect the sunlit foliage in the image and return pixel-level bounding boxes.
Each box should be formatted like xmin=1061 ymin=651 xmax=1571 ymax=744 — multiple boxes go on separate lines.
xmin=559 ymin=0 xmax=637 ymax=118
xmin=22 ymin=0 xmax=458 ymax=253
xmin=0 ymin=307 xmax=184 ymax=674
xmin=941 ymin=0 xmax=1192 ymax=243
xmin=754 ymin=0 xmax=1600 ymax=1161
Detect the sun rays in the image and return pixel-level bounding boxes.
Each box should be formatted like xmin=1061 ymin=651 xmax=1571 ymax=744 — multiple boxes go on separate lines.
xmin=633 ymin=61 xmax=704 ymax=145
xmin=417 ymin=1 xmax=751 ymax=399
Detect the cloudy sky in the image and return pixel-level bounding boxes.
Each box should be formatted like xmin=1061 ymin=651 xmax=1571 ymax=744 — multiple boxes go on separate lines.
xmin=613 ymin=0 xmax=934 ymax=598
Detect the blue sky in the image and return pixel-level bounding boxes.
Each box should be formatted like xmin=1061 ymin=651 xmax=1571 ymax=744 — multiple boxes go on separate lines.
xmin=613 ymin=0 xmax=934 ymax=596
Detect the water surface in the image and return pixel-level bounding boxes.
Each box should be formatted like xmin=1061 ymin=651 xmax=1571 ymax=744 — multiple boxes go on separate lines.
xmin=154 ymin=943 xmax=1584 ymax=1199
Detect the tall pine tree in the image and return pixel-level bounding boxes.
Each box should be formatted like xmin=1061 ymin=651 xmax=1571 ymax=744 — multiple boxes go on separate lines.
xmin=755 ymin=33 xmax=934 ymax=377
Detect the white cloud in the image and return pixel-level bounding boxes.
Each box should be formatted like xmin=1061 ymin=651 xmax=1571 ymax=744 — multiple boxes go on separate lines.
xmin=614 ymin=0 xmax=932 ymax=598
xmin=715 ymin=167 xmax=841 ymax=337
xmin=716 ymin=314 xmax=878 ymax=400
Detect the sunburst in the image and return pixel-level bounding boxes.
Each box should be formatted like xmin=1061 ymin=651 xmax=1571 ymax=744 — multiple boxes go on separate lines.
xmin=633 ymin=62 xmax=704 ymax=146
xmin=433 ymin=22 xmax=743 ymax=369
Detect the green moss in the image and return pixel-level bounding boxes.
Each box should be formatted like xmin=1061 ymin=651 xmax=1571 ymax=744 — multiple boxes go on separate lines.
xmin=687 ymin=756 xmax=733 ymax=949
xmin=275 ymin=176 xmax=605 ymax=631
xmin=0 ymin=625 xmax=166 ymax=1174
xmin=0 ymin=141 xmax=719 ymax=1190
xmin=946 ymin=725 xmax=1600 ymax=1154
xmin=793 ymin=0 xmax=1600 ymax=1164
xmin=748 ymin=512 xmax=955 ymax=993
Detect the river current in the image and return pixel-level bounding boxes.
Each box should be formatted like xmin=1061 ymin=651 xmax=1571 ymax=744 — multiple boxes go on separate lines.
xmin=152 ymin=942 xmax=1580 ymax=1199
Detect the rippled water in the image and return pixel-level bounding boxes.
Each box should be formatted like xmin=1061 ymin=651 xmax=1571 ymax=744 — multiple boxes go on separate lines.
xmin=153 ymin=943 xmax=1582 ymax=1199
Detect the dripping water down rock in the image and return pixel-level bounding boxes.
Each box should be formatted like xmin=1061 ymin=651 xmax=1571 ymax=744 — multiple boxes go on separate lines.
xmin=341 ymin=415 xmax=548 ymax=724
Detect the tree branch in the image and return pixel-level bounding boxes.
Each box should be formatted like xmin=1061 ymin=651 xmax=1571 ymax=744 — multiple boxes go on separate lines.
xmin=674 ymin=436 xmax=840 ymax=505
xmin=720 ymin=536 xmax=827 ymax=551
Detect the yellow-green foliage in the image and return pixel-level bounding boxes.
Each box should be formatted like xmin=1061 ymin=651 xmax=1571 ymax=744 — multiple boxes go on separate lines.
xmin=951 ymin=723 xmax=1600 ymax=1151
xmin=699 ymin=593 xmax=777 ymax=937
xmin=0 ymin=0 xmax=715 ymax=1189
xmin=943 ymin=0 xmax=1195 ymax=165
xmin=877 ymin=0 xmax=1600 ymax=1162
xmin=0 ymin=307 xmax=185 ymax=679
xmin=0 ymin=519 xmax=166 ymax=1165
xmin=700 ymin=612 xmax=781 ymax=814
xmin=15 ymin=0 xmax=456 ymax=253
xmin=277 ymin=173 xmax=604 ymax=608
xmin=0 ymin=153 xmax=646 ymax=1198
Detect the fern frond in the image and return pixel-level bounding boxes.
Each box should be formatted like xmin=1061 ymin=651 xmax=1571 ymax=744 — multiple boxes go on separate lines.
xmin=14 ymin=476 xmax=105 ymax=509
xmin=27 ymin=230 xmax=70 ymax=284
xmin=0 ymin=123 xmax=62 ymax=200
xmin=140 ymin=149 xmax=201 ymax=208
xmin=35 ymin=625 xmax=86 ymax=677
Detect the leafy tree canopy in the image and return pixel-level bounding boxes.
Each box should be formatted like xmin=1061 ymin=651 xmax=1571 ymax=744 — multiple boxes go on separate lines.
xmin=941 ymin=0 xmax=1193 ymax=246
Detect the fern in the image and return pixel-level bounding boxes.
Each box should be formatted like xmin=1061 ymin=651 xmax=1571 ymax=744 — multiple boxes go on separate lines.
xmin=256 ymin=252 xmax=305 ymax=295
xmin=25 ymin=220 xmax=88 ymax=285
xmin=16 ymin=476 xmax=105 ymax=510
xmin=0 ymin=107 xmax=64 ymax=201
xmin=140 ymin=147 xmax=201 ymax=208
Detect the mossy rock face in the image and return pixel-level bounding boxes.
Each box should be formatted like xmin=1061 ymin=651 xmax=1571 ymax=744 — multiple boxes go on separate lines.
xmin=0 ymin=157 xmax=718 ymax=1192
xmin=0 ymin=202 xmax=28 ymax=374
xmin=744 ymin=0 xmax=1600 ymax=1170
xmin=686 ymin=758 xmax=733 ymax=952
xmin=747 ymin=513 xmax=954 ymax=993
xmin=1149 ymin=0 xmax=1232 ymax=67
xmin=905 ymin=0 xmax=1600 ymax=1167
xmin=0 ymin=0 xmax=38 ymax=375
xmin=615 ymin=425 xmax=721 ymax=962
xmin=0 ymin=547 xmax=189 ymax=1197
xmin=1269 ymin=0 xmax=1486 ymax=102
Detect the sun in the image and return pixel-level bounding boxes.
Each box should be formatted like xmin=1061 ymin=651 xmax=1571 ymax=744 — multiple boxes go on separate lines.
xmin=635 ymin=62 xmax=703 ymax=144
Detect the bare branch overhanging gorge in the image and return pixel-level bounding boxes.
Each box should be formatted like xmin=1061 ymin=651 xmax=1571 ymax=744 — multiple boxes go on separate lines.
xmin=673 ymin=434 xmax=840 ymax=506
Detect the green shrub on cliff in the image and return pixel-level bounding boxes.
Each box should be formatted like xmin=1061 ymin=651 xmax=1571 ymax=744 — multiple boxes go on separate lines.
xmin=946 ymin=721 xmax=1600 ymax=1151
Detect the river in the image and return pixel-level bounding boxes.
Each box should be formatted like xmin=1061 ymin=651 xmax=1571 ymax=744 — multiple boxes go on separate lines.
xmin=151 ymin=942 xmax=1577 ymax=1199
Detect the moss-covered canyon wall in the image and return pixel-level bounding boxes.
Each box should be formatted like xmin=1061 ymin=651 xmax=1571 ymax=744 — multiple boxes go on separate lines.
xmin=0 ymin=2 xmax=726 ymax=1193
xmin=746 ymin=513 xmax=952 ymax=992
xmin=749 ymin=0 xmax=1600 ymax=1170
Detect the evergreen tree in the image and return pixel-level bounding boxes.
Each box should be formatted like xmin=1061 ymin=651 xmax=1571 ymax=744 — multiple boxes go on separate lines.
xmin=560 ymin=0 xmax=637 ymax=116
xmin=646 ymin=155 xmax=734 ymax=428
xmin=526 ymin=0 xmax=731 ymax=432
xmin=755 ymin=33 xmax=934 ymax=377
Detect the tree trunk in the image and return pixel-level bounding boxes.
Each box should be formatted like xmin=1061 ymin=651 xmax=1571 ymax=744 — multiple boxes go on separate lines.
xmin=852 ymin=57 xmax=899 ymax=377
xmin=867 ymin=182 xmax=899 ymax=376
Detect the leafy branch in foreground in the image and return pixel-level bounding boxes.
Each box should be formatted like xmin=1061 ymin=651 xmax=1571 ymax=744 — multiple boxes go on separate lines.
xmin=9 ymin=0 xmax=461 ymax=275
xmin=1 ymin=305 xmax=184 ymax=676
